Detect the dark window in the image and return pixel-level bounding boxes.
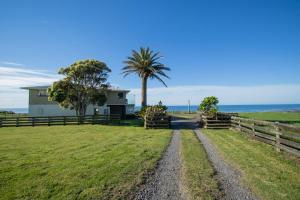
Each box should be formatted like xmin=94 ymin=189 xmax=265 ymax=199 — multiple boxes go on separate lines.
xmin=37 ymin=90 xmax=48 ymax=97
xmin=118 ymin=92 xmax=124 ymax=99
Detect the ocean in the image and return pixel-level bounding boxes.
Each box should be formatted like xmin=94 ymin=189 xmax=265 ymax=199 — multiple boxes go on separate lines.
xmin=1 ymin=104 xmax=300 ymax=114
xmin=136 ymin=104 xmax=300 ymax=113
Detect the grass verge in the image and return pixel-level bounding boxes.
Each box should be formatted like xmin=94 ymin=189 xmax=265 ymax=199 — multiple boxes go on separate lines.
xmin=239 ymin=112 xmax=300 ymax=126
xmin=180 ymin=130 xmax=220 ymax=199
xmin=202 ymin=129 xmax=300 ymax=200
xmin=0 ymin=125 xmax=171 ymax=200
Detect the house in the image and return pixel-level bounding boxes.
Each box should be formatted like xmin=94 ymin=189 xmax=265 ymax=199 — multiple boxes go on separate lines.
xmin=21 ymin=86 xmax=135 ymax=117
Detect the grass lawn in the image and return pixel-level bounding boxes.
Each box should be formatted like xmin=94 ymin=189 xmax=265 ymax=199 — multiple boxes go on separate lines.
xmin=202 ymin=129 xmax=300 ymax=200
xmin=239 ymin=112 xmax=300 ymax=126
xmin=180 ymin=130 xmax=220 ymax=199
xmin=0 ymin=113 xmax=28 ymax=118
xmin=0 ymin=125 xmax=171 ymax=200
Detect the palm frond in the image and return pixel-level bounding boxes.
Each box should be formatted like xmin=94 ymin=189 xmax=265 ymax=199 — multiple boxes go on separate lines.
xmin=151 ymin=74 xmax=168 ymax=87
xmin=122 ymin=47 xmax=170 ymax=86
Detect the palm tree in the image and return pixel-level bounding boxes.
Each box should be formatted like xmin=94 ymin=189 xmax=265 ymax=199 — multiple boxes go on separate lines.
xmin=122 ymin=47 xmax=170 ymax=107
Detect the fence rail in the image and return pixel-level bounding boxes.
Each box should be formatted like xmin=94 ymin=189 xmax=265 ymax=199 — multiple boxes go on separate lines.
xmin=144 ymin=114 xmax=170 ymax=129
xmin=201 ymin=112 xmax=238 ymax=129
xmin=0 ymin=115 xmax=121 ymax=128
xmin=231 ymin=116 xmax=300 ymax=157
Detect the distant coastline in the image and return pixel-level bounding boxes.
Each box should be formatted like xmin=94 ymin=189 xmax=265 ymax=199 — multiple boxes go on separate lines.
xmin=136 ymin=104 xmax=300 ymax=113
xmin=1 ymin=104 xmax=300 ymax=114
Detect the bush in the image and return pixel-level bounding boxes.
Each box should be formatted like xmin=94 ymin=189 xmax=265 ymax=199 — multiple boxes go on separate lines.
xmin=157 ymin=100 xmax=168 ymax=111
xmin=198 ymin=96 xmax=219 ymax=117
xmin=139 ymin=101 xmax=168 ymax=119
xmin=145 ymin=106 xmax=167 ymax=117
xmin=139 ymin=106 xmax=149 ymax=119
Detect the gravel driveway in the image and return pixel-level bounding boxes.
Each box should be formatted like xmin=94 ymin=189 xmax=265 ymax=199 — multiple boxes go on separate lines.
xmin=194 ymin=128 xmax=258 ymax=200
xmin=134 ymin=128 xmax=184 ymax=200
xmin=134 ymin=119 xmax=257 ymax=200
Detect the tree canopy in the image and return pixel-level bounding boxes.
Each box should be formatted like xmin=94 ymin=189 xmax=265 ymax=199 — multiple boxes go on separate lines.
xmin=122 ymin=47 xmax=170 ymax=107
xmin=199 ymin=96 xmax=219 ymax=116
xmin=48 ymin=59 xmax=111 ymax=116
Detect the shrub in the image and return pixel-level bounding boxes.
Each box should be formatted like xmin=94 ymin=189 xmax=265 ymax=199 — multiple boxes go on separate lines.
xmin=139 ymin=101 xmax=168 ymax=119
xmin=139 ymin=106 xmax=149 ymax=119
xmin=157 ymin=100 xmax=168 ymax=111
xmin=145 ymin=106 xmax=167 ymax=117
xmin=198 ymin=96 xmax=219 ymax=116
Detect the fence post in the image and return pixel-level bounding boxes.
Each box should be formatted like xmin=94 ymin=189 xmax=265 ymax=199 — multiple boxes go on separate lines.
xmin=48 ymin=117 xmax=50 ymax=126
xmin=203 ymin=116 xmax=207 ymax=128
xmin=252 ymin=121 xmax=255 ymax=137
xmin=32 ymin=117 xmax=35 ymax=127
xmin=0 ymin=118 xmax=2 ymax=128
xmin=144 ymin=115 xmax=147 ymax=129
xmin=16 ymin=117 xmax=19 ymax=127
xmin=77 ymin=116 xmax=80 ymax=125
xmin=275 ymin=122 xmax=280 ymax=152
xmin=238 ymin=118 xmax=241 ymax=131
xmin=63 ymin=116 xmax=66 ymax=125
xmin=107 ymin=115 xmax=110 ymax=124
xmin=92 ymin=115 xmax=95 ymax=125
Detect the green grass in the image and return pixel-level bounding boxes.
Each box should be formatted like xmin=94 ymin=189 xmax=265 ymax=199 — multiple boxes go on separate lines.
xmin=0 ymin=125 xmax=171 ymax=200
xmin=239 ymin=112 xmax=300 ymax=126
xmin=180 ymin=130 xmax=220 ymax=199
xmin=0 ymin=113 xmax=28 ymax=118
xmin=202 ymin=129 xmax=300 ymax=200
xmin=121 ymin=119 xmax=144 ymax=126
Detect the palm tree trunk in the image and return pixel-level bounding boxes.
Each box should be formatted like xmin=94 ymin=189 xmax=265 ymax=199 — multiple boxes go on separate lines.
xmin=141 ymin=77 xmax=147 ymax=107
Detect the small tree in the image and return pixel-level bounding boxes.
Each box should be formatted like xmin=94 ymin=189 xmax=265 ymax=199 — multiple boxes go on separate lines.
xmin=199 ymin=96 xmax=219 ymax=116
xmin=48 ymin=59 xmax=111 ymax=116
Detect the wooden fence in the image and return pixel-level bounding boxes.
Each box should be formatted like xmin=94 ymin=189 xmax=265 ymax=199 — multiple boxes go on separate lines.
xmin=231 ymin=116 xmax=300 ymax=157
xmin=144 ymin=114 xmax=170 ymax=129
xmin=0 ymin=114 xmax=121 ymax=128
xmin=201 ymin=112 xmax=238 ymax=129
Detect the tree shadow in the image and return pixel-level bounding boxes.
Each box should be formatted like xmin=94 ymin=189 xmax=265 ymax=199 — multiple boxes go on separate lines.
xmin=117 ymin=119 xmax=144 ymax=127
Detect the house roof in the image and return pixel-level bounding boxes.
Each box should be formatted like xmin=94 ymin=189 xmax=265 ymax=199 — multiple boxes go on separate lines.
xmin=21 ymin=85 xmax=130 ymax=92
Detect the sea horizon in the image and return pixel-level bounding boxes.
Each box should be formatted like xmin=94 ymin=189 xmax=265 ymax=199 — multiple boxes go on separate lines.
xmin=2 ymin=103 xmax=300 ymax=114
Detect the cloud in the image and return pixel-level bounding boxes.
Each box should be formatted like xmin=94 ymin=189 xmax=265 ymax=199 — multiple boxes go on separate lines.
xmin=0 ymin=66 xmax=60 ymax=108
xmin=0 ymin=61 xmax=24 ymax=66
xmin=1 ymin=66 xmax=299 ymax=108
xmin=129 ymin=84 xmax=300 ymax=106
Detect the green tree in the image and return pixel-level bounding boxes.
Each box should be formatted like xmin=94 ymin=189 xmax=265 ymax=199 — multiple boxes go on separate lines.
xmin=122 ymin=47 xmax=170 ymax=107
xmin=199 ymin=96 xmax=219 ymax=116
xmin=48 ymin=59 xmax=111 ymax=116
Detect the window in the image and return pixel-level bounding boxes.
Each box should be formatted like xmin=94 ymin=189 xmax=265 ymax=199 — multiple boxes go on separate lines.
xmin=118 ymin=92 xmax=124 ymax=99
xmin=37 ymin=90 xmax=48 ymax=97
xmin=104 ymin=108 xmax=109 ymax=115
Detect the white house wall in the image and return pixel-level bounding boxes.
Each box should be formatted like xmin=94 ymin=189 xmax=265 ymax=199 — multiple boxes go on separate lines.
xmin=29 ymin=104 xmax=109 ymax=117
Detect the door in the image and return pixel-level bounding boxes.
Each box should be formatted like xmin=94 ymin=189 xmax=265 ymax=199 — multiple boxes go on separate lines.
xmin=108 ymin=105 xmax=125 ymax=119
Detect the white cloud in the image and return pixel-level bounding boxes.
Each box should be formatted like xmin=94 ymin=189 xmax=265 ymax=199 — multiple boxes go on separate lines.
xmin=0 ymin=66 xmax=60 ymax=108
xmin=1 ymin=65 xmax=299 ymax=108
xmin=0 ymin=61 xmax=24 ymax=66
xmin=130 ymin=84 xmax=300 ymax=106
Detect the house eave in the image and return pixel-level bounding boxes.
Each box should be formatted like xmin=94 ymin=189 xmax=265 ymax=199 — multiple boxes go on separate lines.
xmin=21 ymin=85 xmax=130 ymax=93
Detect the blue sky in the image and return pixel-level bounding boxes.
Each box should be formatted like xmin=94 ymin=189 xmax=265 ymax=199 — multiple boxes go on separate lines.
xmin=0 ymin=0 xmax=300 ymax=107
